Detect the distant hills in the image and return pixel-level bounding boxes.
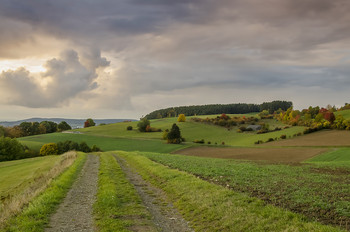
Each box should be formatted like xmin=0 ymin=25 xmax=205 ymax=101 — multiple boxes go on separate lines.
xmin=0 ymin=118 xmax=137 ymax=129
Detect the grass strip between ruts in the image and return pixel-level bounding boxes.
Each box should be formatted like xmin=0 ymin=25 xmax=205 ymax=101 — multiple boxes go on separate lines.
xmin=93 ymin=152 xmax=156 ymax=232
xmin=1 ymin=152 xmax=87 ymax=232
xmin=118 ymin=151 xmax=345 ymax=232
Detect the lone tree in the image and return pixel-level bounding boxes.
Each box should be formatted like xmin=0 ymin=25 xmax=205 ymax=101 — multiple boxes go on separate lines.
xmin=167 ymin=123 xmax=182 ymax=144
xmin=84 ymin=118 xmax=96 ymax=128
xmin=137 ymin=118 xmax=150 ymax=132
xmin=177 ymin=114 xmax=186 ymax=122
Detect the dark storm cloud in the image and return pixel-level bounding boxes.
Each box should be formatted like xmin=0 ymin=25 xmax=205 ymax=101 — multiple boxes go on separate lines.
xmin=1 ymin=0 xmax=350 ymax=110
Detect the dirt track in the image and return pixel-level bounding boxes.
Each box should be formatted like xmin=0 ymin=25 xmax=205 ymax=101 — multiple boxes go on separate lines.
xmin=114 ymin=154 xmax=193 ymax=232
xmin=174 ymin=146 xmax=329 ymax=163
xmin=46 ymin=154 xmax=99 ymax=232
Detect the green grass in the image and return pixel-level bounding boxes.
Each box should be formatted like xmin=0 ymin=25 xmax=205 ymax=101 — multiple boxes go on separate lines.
xmin=76 ymin=116 xmax=304 ymax=146
xmin=118 ymin=151 xmax=343 ymax=231
xmin=335 ymin=109 xmax=350 ymax=120
xmin=1 ymin=153 xmax=87 ymax=232
xmin=19 ymin=132 xmax=185 ymax=153
xmin=139 ymin=152 xmax=349 ymax=229
xmin=0 ymin=156 xmax=61 ymax=199
xmin=94 ymin=152 xmax=156 ymax=231
xmin=307 ymin=148 xmax=350 ymax=162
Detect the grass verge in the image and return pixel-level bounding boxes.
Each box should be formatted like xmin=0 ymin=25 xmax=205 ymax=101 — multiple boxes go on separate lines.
xmin=94 ymin=152 xmax=156 ymax=232
xmin=118 ymin=151 xmax=344 ymax=231
xmin=1 ymin=152 xmax=87 ymax=232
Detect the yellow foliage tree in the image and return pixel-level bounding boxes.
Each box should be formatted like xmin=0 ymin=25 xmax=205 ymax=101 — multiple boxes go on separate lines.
xmin=177 ymin=114 xmax=186 ymax=122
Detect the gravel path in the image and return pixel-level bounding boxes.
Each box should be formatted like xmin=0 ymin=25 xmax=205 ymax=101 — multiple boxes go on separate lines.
xmin=46 ymin=154 xmax=99 ymax=232
xmin=114 ymin=154 xmax=193 ymax=232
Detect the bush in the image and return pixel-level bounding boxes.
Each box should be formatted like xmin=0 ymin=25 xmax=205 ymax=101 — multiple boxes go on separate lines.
xmin=221 ymin=142 xmax=225 ymax=145
xmin=0 ymin=137 xmax=25 ymax=161
xmin=255 ymin=140 xmax=263 ymax=144
xmin=137 ymin=118 xmax=150 ymax=132
xmin=280 ymin=134 xmax=287 ymax=139
xmin=207 ymin=141 xmax=211 ymax=145
xmin=266 ymin=138 xmax=274 ymax=143
xmin=40 ymin=143 xmax=58 ymax=156
xmin=126 ymin=126 xmax=133 ymax=130
xmin=79 ymin=142 xmax=91 ymax=153
xmin=177 ymin=114 xmax=186 ymax=122
xmin=91 ymin=145 xmax=102 ymax=152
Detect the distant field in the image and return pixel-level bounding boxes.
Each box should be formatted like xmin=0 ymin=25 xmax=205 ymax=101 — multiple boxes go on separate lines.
xmin=141 ymin=152 xmax=350 ymax=229
xmin=335 ymin=109 xmax=350 ymax=119
xmin=174 ymin=146 xmax=329 ymax=163
xmin=263 ymin=130 xmax=350 ymax=147
xmin=74 ymin=116 xmax=305 ymax=147
xmin=18 ymin=132 xmax=185 ymax=153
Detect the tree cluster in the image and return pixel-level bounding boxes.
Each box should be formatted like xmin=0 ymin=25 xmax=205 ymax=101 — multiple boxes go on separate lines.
xmin=84 ymin=118 xmax=96 ymax=128
xmin=145 ymin=101 xmax=292 ymax=119
xmin=1 ymin=120 xmax=72 ymax=138
xmin=39 ymin=140 xmax=102 ymax=156
xmin=275 ymin=106 xmax=350 ymax=132
xmin=191 ymin=114 xmax=259 ymax=128
xmin=0 ymin=137 xmax=38 ymax=161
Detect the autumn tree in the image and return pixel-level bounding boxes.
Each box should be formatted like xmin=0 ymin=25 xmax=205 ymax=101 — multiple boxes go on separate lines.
xmin=177 ymin=114 xmax=186 ymax=122
xmin=137 ymin=118 xmax=150 ymax=132
xmin=84 ymin=118 xmax=96 ymax=128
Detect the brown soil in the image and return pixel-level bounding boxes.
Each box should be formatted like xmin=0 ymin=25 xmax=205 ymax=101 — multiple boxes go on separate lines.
xmin=262 ymin=130 xmax=350 ymax=147
xmin=45 ymin=154 xmax=99 ymax=232
xmin=174 ymin=146 xmax=329 ymax=163
xmin=114 ymin=154 xmax=193 ymax=232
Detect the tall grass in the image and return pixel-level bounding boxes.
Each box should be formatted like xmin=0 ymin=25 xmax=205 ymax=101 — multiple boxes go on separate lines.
xmin=1 ymin=152 xmax=86 ymax=232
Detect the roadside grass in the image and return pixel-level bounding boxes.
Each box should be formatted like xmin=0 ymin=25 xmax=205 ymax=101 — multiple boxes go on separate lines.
xmin=94 ymin=152 xmax=156 ymax=231
xmin=140 ymin=152 xmax=350 ymax=230
xmin=0 ymin=155 xmax=61 ymax=200
xmin=18 ymin=133 xmax=185 ymax=153
xmin=307 ymin=148 xmax=350 ymax=162
xmin=0 ymin=153 xmax=77 ymax=227
xmin=1 ymin=152 xmax=86 ymax=232
xmin=117 ymin=151 xmax=343 ymax=231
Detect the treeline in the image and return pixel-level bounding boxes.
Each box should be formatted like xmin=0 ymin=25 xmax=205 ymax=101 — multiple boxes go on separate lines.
xmin=0 ymin=120 xmax=71 ymax=138
xmin=145 ymin=101 xmax=293 ymax=119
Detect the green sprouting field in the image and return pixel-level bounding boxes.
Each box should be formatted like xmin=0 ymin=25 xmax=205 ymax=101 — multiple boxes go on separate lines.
xmin=335 ymin=109 xmax=350 ymax=120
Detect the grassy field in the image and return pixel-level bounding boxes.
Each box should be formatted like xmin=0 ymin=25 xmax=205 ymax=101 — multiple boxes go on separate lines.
xmin=0 ymin=156 xmax=61 ymax=200
xmin=2 ymin=153 xmax=86 ymax=232
xmin=117 ymin=151 xmax=343 ymax=231
xmin=18 ymin=132 xmax=185 ymax=153
xmin=140 ymin=151 xmax=349 ymax=230
xmin=335 ymin=109 xmax=350 ymax=119
xmin=19 ymin=115 xmax=306 ymax=154
xmin=0 ymin=152 xmax=81 ymax=231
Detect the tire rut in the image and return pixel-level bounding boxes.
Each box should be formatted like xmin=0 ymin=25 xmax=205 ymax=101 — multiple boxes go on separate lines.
xmin=113 ymin=154 xmax=194 ymax=232
xmin=46 ymin=154 xmax=100 ymax=232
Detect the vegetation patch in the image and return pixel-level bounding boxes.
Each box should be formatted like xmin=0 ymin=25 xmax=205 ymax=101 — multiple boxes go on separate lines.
xmin=1 ymin=152 xmax=86 ymax=232
xmin=141 ymin=152 xmax=350 ymax=230
xmin=94 ymin=152 xmax=155 ymax=231
xmin=118 ymin=151 xmax=342 ymax=231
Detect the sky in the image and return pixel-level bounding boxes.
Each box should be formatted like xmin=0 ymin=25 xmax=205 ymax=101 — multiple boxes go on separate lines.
xmin=1 ymin=0 xmax=350 ymax=121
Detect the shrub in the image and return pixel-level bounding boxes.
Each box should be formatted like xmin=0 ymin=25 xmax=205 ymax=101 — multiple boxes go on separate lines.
xmin=137 ymin=118 xmax=150 ymax=132
xmin=167 ymin=124 xmax=182 ymax=144
xmin=255 ymin=140 xmax=263 ymax=144
xmin=193 ymin=139 xmax=205 ymax=144
xmin=79 ymin=142 xmax=91 ymax=153
xmin=280 ymin=134 xmax=287 ymax=139
xmin=91 ymin=145 xmax=102 ymax=152
xmin=126 ymin=126 xmax=133 ymax=130
xmin=40 ymin=143 xmax=58 ymax=156
xmin=0 ymin=137 xmax=25 ymax=161
xmin=207 ymin=141 xmax=211 ymax=145
xmin=221 ymin=142 xmax=225 ymax=145
xmin=266 ymin=138 xmax=274 ymax=143
xmin=177 ymin=114 xmax=186 ymax=122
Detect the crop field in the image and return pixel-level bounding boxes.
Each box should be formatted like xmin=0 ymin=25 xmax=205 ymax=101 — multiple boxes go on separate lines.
xmin=141 ymin=151 xmax=350 ymax=230
xmin=307 ymin=148 xmax=350 ymax=162
xmin=336 ymin=109 xmax=350 ymax=119
xmin=264 ymin=130 xmax=350 ymax=147
xmin=174 ymin=146 xmax=329 ymax=163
